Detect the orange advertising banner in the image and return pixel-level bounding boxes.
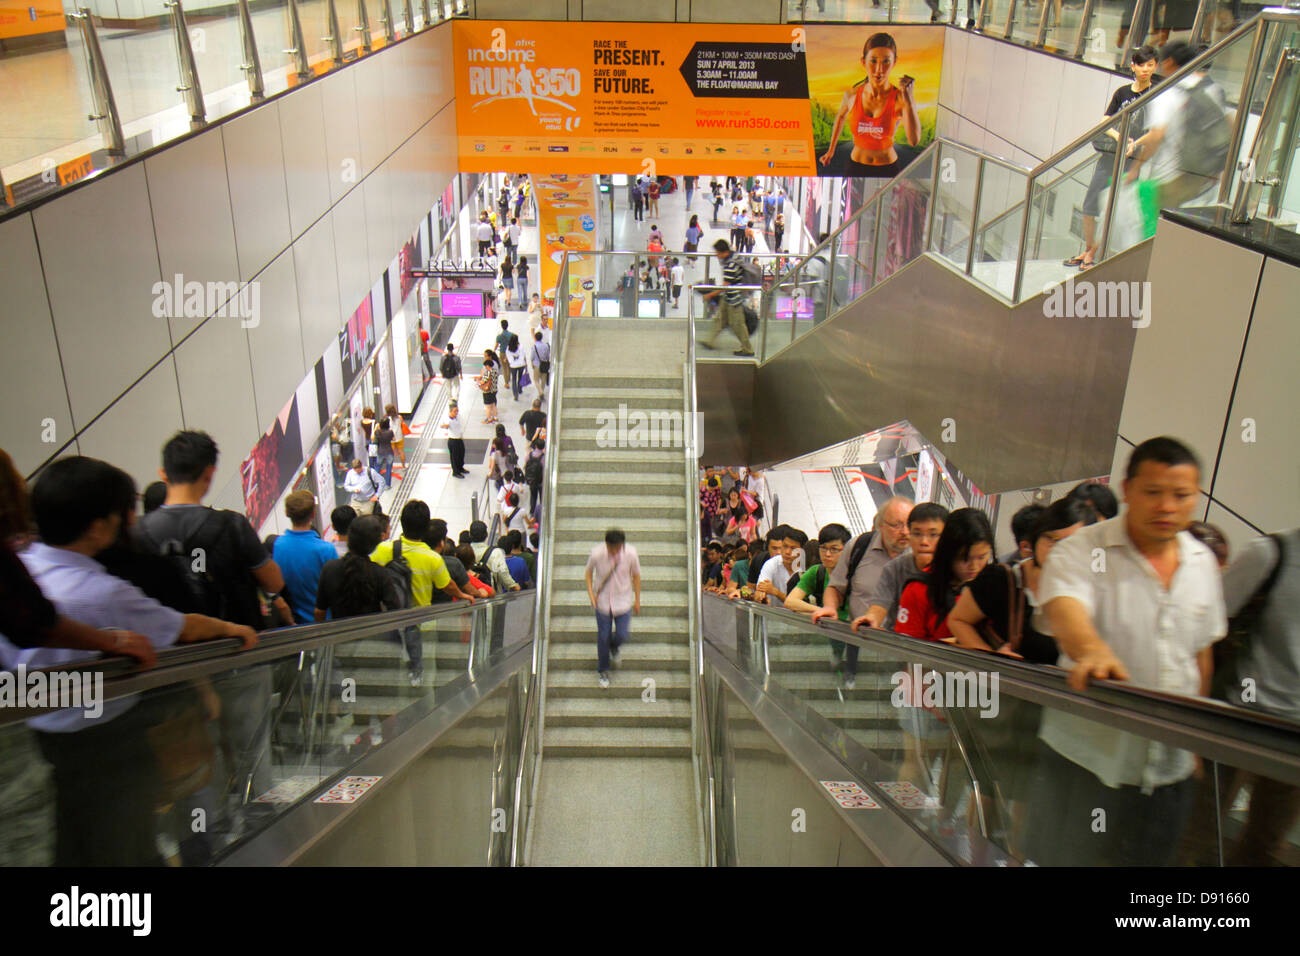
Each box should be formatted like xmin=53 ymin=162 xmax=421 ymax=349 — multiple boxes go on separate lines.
xmin=0 ymin=0 xmax=64 ymax=40
xmin=452 ymin=21 xmax=818 ymax=176
xmin=532 ymin=174 xmax=598 ymax=315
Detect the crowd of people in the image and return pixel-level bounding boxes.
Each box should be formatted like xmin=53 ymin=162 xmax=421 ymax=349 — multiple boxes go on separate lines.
xmin=698 ymin=436 xmax=1299 ymax=865
xmin=0 ymin=422 xmax=550 ymax=867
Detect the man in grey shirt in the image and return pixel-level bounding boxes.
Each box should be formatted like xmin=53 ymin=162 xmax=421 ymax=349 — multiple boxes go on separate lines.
xmin=1218 ymin=527 xmax=1299 ymax=865
xmin=857 ymin=503 xmax=951 ymax=631
xmin=812 ymin=495 xmax=912 ymax=687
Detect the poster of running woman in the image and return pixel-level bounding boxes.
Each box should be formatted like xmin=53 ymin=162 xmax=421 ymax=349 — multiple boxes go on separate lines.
xmin=452 ymin=22 xmax=944 ymax=180
xmin=804 ymin=26 xmax=945 ymax=179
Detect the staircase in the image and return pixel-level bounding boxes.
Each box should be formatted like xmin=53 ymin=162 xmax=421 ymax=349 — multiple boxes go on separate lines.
xmin=528 ymin=319 xmax=701 ymax=865
xmin=542 ymin=322 xmax=693 ymax=757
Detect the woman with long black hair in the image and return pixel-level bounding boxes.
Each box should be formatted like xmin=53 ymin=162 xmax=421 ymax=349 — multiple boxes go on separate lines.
xmin=314 ymin=516 xmax=404 ymax=620
xmin=819 ymin=32 xmax=921 ymax=178
xmin=477 ymin=350 xmax=501 ymax=425
xmin=894 ymin=507 xmax=995 ymax=643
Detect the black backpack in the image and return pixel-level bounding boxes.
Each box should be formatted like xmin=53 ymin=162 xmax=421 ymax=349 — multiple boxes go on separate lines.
xmin=524 ymin=453 xmax=543 ymax=486
xmin=839 ymin=531 xmax=877 ymax=603
xmin=384 ymin=538 xmax=415 ymax=609
xmin=1213 ymin=533 xmax=1286 ymax=701
xmin=743 ymin=305 xmax=759 ymax=335
xmin=1180 ymin=75 xmax=1231 ymax=178
xmin=136 ymin=508 xmax=253 ymax=625
xmin=440 ymin=352 xmax=461 ymax=379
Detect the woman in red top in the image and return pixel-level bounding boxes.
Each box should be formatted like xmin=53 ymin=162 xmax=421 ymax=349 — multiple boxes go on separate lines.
xmin=819 ymin=33 xmax=921 ymax=178
xmin=894 ymin=508 xmax=995 ymax=643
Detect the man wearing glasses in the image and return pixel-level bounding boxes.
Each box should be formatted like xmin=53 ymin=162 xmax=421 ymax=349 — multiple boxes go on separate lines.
xmin=812 ymin=496 xmax=914 ymax=688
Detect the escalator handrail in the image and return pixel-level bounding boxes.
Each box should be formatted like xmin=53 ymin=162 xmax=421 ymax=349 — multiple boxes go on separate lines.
xmin=704 ymin=594 xmax=1300 ymax=785
xmin=0 ymin=591 xmax=535 ymax=726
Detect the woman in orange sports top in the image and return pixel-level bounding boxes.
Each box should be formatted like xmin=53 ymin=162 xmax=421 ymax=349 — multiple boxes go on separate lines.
xmin=820 ymin=32 xmax=921 ymax=178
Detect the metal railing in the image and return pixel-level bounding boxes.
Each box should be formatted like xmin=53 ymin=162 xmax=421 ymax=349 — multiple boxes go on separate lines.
xmin=763 ymin=9 xmax=1300 ymax=358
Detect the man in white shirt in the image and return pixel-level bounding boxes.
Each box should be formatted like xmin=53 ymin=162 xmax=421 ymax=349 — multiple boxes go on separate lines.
xmin=343 ymin=458 xmax=384 ymax=512
xmin=476 ymin=218 xmax=494 ymax=258
xmin=1024 ymin=436 xmax=1227 ymax=866
xmin=585 ymin=529 xmax=641 ymax=687
xmin=441 ymin=401 xmax=467 ymax=478
xmin=669 ymin=258 xmax=685 ymax=309
xmin=755 ymin=525 xmax=807 ymax=605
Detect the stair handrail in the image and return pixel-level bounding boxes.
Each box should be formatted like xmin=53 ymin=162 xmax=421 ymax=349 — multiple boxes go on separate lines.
xmin=683 ymin=281 xmax=717 ymax=865
xmin=509 ymin=251 xmax=572 ymax=866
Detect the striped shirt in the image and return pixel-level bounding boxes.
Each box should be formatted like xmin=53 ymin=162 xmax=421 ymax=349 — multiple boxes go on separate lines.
xmin=721 ymin=254 xmax=746 ymax=305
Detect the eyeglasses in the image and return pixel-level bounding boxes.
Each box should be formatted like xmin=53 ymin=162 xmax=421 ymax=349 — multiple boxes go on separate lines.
xmin=881 ymin=520 xmax=907 ymax=532
xmin=819 ymin=544 xmax=845 ymax=554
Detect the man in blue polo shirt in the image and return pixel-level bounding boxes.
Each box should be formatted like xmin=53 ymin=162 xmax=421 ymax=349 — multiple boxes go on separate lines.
xmin=273 ymin=490 xmax=338 ymax=624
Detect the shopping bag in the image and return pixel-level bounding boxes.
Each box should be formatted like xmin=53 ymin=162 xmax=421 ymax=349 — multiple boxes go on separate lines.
xmin=519 ymin=368 xmax=531 ymax=389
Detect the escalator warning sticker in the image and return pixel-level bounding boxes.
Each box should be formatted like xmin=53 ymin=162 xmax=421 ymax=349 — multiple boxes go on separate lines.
xmin=819 ymin=780 xmax=880 ymax=809
xmin=315 ymin=775 xmax=384 ymax=804
xmin=256 ymin=775 xmax=326 ymax=804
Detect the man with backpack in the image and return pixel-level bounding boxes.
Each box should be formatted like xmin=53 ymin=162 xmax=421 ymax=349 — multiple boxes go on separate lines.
xmin=370 ymin=500 xmax=475 ymax=686
xmin=810 ymin=496 xmax=914 ymax=688
xmin=700 ymin=239 xmax=756 ymax=356
xmin=136 ymin=430 xmax=291 ymax=818
xmin=343 ymin=458 xmax=386 ymax=515
xmin=1128 ymin=41 xmax=1229 ymax=212
xmin=440 ymin=342 xmax=462 ymax=394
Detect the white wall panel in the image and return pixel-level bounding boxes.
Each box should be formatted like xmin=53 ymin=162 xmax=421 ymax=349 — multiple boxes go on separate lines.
xmin=364 ymin=165 xmax=396 ymax=281
xmin=223 ymin=102 xmax=293 ymax=282
xmin=939 ymin=27 xmax=968 ymax=114
xmin=321 ymin=67 xmax=363 ymax=207
xmin=354 ymin=54 xmax=392 ymax=179
xmin=173 ymin=315 xmax=261 ymax=478
xmin=278 ymin=82 xmax=331 ymax=237
xmin=74 ymin=356 xmax=184 ymax=489
xmin=293 ymin=214 xmax=344 ymax=367
xmin=333 ymin=186 xmax=373 ymax=322
xmin=295 ymin=373 xmax=322 ymax=462
xmin=984 ymin=44 xmax=1028 ymax=147
xmin=33 ymin=164 xmax=172 ymax=431
xmin=1052 ymin=66 xmax=1113 ymax=156
xmin=1016 ymin=52 xmax=1066 ymax=161
xmin=962 ymin=34 xmax=996 ymax=132
xmin=1210 ymin=256 xmax=1300 ymax=533
xmin=1117 ymin=219 xmax=1262 ymax=484
xmin=146 ymin=129 xmax=240 ymax=343
xmin=245 ymin=250 xmax=307 ymax=434
xmin=0 ymin=214 xmax=77 ymax=477
xmin=1205 ymin=501 xmax=1266 ymax=561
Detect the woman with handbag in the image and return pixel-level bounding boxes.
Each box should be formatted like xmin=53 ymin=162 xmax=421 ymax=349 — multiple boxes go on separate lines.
xmin=684 ymin=214 xmax=704 ymax=266
xmin=477 ymin=350 xmax=501 ymax=424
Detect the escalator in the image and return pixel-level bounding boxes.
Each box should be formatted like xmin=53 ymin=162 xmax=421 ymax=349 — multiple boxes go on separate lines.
xmin=747 ymin=10 xmax=1300 ymax=493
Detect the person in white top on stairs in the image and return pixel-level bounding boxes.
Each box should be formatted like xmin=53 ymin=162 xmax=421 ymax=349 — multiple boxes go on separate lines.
xmin=585 ymin=528 xmax=641 ymax=688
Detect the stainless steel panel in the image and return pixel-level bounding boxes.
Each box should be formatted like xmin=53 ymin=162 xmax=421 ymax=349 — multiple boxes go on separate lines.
xmin=697 ymin=359 xmax=755 ymax=466
xmin=752 ymin=244 xmax=1152 ymax=494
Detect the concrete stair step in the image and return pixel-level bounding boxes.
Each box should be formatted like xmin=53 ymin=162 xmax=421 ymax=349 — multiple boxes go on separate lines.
xmin=567 ymin=375 xmax=682 ymax=390
xmin=544 ymin=697 xmax=691 ymax=728
xmin=557 ymin=449 xmax=682 ymax=473
xmin=552 ymin=541 xmax=685 ymax=567
xmin=554 ymin=472 xmax=683 ymax=492
xmin=548 ymin=628 xmax=689 ymax=645
xmin=554 ymin=519 xmax=686 ymax=543
xmin=541 ymin=725 xmax=691 ymax=757
xmin=564 ymin=386 xmax=683 ymax=402
xmin=546 ymin=669 xmax=690 ymax=698
xmin=547 ymin=641 xmax=690 ymax=668
xmin=550 ymin=590 xmax=687 ymax=611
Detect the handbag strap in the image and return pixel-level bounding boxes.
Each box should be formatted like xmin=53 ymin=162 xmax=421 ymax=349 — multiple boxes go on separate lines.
xmin=1006 ymin=563 xmax=1027 ymax=651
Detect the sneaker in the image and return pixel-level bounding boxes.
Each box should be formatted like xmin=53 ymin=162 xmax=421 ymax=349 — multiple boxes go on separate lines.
xmin=828 ymin=648 xmax=841 ymax=671
xmin=843 ymin=674 xmax=856 ymax=691
xmin=409 ymin=668 xmax=423 ymax=688
xmin=733 ymin=349 xmax=755 ymax=356
xmin=598 ymin=673 xmax=610 ymax=688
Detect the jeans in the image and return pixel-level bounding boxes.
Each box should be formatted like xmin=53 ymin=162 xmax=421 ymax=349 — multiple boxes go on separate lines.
xmin=508 ymin=365 xmax=523 ymax=400
xmin=685 ymin=186 xmax=694 ymax=207
xmin=595 ymin=610 xmax=631 ymax=674
xmin=516 ymin=276 xmax=528 ymax=302
xmin=830 ymin=639 xmax=859 ymax=676
xmin=376 ymin=452 xmax=394 ymax=486
xmin=393 ymin=626 xmax=423 ymax=672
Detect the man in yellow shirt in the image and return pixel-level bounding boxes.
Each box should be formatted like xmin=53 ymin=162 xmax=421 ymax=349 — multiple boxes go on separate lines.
xmin=372 ymin=500 xmax=473 ymax=685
